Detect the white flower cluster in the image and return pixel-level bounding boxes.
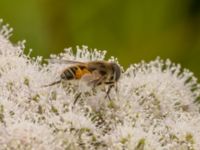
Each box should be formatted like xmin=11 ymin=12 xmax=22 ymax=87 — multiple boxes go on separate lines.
xmin=0 ymin=20 xmax=200 ymax=150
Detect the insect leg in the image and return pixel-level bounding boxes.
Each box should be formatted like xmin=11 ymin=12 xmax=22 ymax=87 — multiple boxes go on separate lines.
xmin=90 ymin=77 xmax=106 ymax=89
xmin=105 ymin=84 xmax=114 ymax=100
xmin=73 ymin=92 xmax=81 ymax=105
xmin=115 ymin=82 xmax=118 ymax=93
xmin=42 ymin=80 xmax=61 ymax=87
xmin=104 ymin=81 xmax=115 ymax=100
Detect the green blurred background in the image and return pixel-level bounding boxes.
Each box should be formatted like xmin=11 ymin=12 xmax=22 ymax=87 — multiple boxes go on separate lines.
xmin=0 ymin=0 xmax=200 ymax=77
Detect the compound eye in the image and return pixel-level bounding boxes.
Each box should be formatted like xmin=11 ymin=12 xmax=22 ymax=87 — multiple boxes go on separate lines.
xmin=112 ymin=63 xmax=121 ymax=81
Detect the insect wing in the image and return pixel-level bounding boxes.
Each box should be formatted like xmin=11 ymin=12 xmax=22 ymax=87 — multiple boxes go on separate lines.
xmin=80 ymin=70 xmax=103 ymax=87
xmin=46 ymin=59 xmax=85 ymax=64
xmin=80 ymin=73 xmax=95 ymax=85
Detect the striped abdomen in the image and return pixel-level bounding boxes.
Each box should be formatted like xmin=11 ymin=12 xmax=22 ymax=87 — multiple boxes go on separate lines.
xmin=60 ymin=65 xmax=90 ymax=80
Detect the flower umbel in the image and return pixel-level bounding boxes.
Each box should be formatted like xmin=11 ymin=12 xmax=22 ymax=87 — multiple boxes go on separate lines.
xmin=0 ymin=20 xmax=200 ymax=150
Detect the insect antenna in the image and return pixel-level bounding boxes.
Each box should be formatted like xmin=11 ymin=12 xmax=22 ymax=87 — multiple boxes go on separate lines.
xmin=42 ymin=80 xmax=62 ymax=87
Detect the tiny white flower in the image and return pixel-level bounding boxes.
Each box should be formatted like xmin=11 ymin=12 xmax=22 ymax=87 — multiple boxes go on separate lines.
xmin=0 ymin=19 xmax=200 ymax=150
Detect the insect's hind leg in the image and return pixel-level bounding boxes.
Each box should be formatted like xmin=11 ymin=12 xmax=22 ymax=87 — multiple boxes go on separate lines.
xmin=73 ymin=92 xmax=82 ymax=105
xmin=105 ymin=84 xmax=114 ymax=100
xmin=42 ymin=80 xmax=62 ymax=87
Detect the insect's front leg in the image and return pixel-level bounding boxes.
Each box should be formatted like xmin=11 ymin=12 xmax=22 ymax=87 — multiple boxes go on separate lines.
xmin=115 ymin=82 xmax=118 ymax=93
xmin=104 ymin=81 xmax=115 ymax=100
xmin=105 ymin=85 xmax=114 ymax=100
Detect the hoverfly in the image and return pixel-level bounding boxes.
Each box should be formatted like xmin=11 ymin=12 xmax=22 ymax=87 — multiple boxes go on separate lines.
xmin=43 ymin=59 xmax=121 ymax=104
